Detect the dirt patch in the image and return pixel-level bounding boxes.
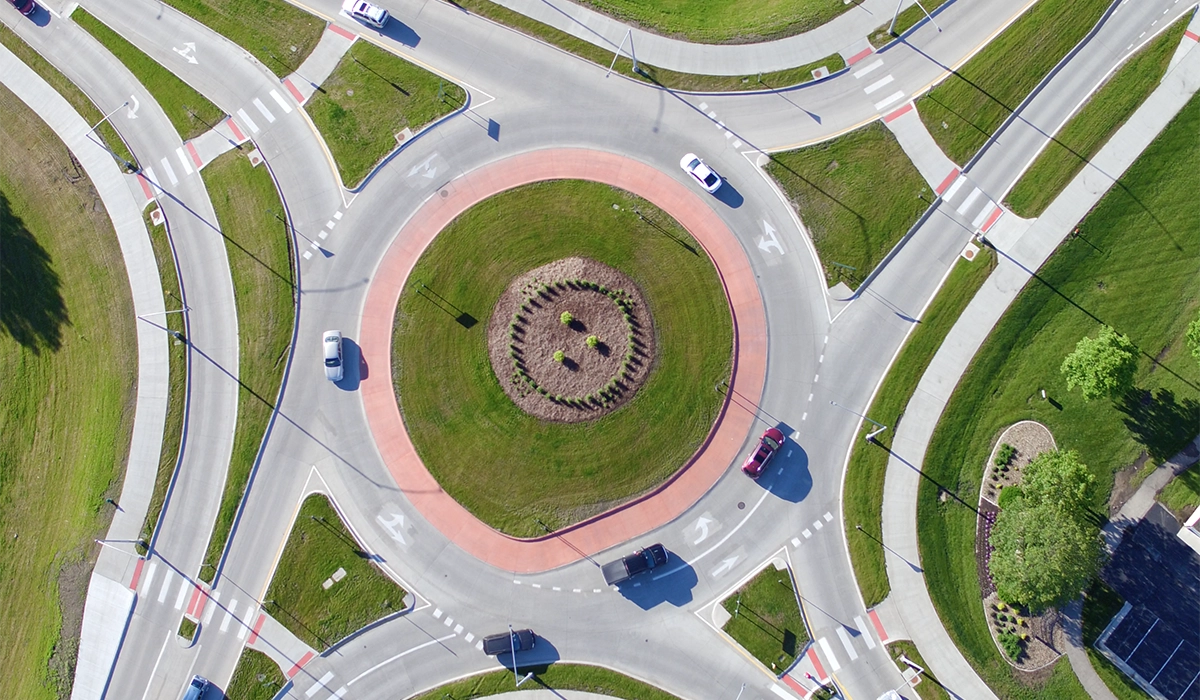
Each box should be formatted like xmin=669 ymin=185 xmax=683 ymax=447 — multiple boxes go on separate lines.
xmin=487 ymin=257 xmax=655 ymax=422
xmin=1109 ymin=451 xmax=1151 ymax=517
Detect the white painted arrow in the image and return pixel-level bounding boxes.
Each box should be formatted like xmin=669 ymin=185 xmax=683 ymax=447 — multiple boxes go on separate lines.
xmin=757 ymin=220 xmax=784 ymax=255
xmin=172 ymin=42 xmax=198 ymax=64
xmin=693 ymin=516 xmax=713 ymax=545
xmin=408 ymin=153 xmax=438 ymax=179
xmin=711 ymin=556 xmax=738 ymax=578
xmin=377 ymin=512 xmax=407 ymax=545
xmin=126 ymin=94 xmax=139 ymax=119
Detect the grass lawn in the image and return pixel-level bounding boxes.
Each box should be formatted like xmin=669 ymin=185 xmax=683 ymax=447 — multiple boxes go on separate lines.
xmin=1006 ymin=18 xmax=1188 ymax=217
xmin=227 ymin=647 xmax=286 ymax=700
xmin=306 ymin=41 xmax=465 ymax=188
xmin=868 ymin=0 xmax=951 ymax=49
xmin=844 ymin=250 xmax=996 ymax=608
xmin=766 ymin=122 xmax=927 ymax=288
xmin=265 ymin=494 xmax=407 ymax=650
xmin=452 ymin=0 xmax=844 ymax=92
xmin=0 ymin=83 xmax=137 ymax=700
xmin=157 ymin=0 xmax=325 ymax=79
xmin=887 ymin=640 xmax=951 ymax=700
xmin=393 ymin=180 xmax=731 ymax=537
xmin=409 ymin=663 xmax=682 ymax=700
xmin=917 ymin=0 xmax=1113 ymax=165
xmin=575 ymin=0 xmax=850 ymax=44
xmin=1158 ymin=465 xmax=1200 ymax=521
xmin=0 ymin=26 xmax=137 ymax=169
xmin=72 ymin=8 xmax=224 ymax=142
xmin=140 ymin=208 xmax=187 ymax=551
xmin=1082 ymin=580 xmax=1149 ymax=700
xmin=196 ymin=150 xmax=294 ymax=582
xmin=917 ymin=93 xmax=1200 ymax=699
xmin=721 ymin=565 xmax=809 ymax=672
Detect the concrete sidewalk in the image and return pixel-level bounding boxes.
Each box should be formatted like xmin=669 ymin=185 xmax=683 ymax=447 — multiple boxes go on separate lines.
xmin=0 ymin=41 xmax=169 ymax=700
xmin=878 ymin=38 xmax=1200 ymax=700
xmin=488 ymin=0 xmax=907 ymax=75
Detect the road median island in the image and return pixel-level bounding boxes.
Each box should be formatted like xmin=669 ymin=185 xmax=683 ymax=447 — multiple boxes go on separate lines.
xmin=720 ymin=562 xmax=810 ymax=673
xmin=1005 ymin=16 xmax=1189 ymax=218
xmin=451 ymin=0 xmax=845 ymax=92
xmin=408 ymin=663 xmax=683 ymax=700
xmin=392 ymin=179 xmax=732 ymax=537
xmin=71 ymin=8 xmax=224 ymax=141
xmin=843 ymin=249 xmax=995 ymax=609
xmin=572 ymin=0 xmax=852 ymax=44
xmin=194 ymin=149 xmax=295 ymax=583
xmin=765 ymin=122 xmax=927 ymax=290
xmin=0 ymin=83 xmax=137 ymax=700
xmin=155 ymin=0 xmax=325 ymax=79
xmin=0 ymin=26 xmax=137 ymax=169
xmin=917 ymin=93 xmax=1200 ymax=699
xmin=140 ymin=207 xmax=187 ymax=553
xmin=264 ymin=494 xmax=408 ymax=651
xmin=917 ymin=0 xmax=1114 ymax=165
xmin=227 ymin=645 xmax=287 ymax=699
xmin=306 ymin=40 xmax=465 ymax=188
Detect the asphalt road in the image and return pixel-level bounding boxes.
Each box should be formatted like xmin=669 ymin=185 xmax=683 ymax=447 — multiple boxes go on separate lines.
xmin=40 ymin=0 xmax=1196 ymax=697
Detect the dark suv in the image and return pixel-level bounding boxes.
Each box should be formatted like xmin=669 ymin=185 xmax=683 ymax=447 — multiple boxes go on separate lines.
xmin=7 ymin=0 xmax=37 ymax=16
xmin=481 ymin=628 xmax=535 ymax=656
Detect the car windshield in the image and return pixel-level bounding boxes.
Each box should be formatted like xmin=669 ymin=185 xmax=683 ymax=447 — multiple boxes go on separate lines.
xmin=687 ymin=158 xmax=701 ymax=170
xmin=764 ymin=436 xmax=780 ymax=450
xmin=325 ymin=356 xmax=340 ymax=367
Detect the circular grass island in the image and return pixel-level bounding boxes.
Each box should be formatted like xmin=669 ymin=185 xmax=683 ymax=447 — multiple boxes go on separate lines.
xmin=392 ymin=180 xmax=733 ymax=537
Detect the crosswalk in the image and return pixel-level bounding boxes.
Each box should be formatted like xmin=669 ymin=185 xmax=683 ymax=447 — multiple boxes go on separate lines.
xmin=129 ymin=556 xmax=257 ymax=641
xmin=804 ymin=609 xmax=891 ymax=684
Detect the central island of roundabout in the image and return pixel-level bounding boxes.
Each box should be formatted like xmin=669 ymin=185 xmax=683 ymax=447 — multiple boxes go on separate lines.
xmin=358 ymin=149 xmax=767 ymax=572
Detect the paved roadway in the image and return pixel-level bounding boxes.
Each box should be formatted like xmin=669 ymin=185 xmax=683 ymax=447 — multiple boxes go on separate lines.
xmin=44 ymin=0 xmax=1195 ymax=697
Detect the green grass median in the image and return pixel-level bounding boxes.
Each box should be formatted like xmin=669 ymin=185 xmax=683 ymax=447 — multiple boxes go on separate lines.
xmin=918 ymin=0 xmax=1113 ymax=165
xmin=157 ymin=0 xmax=325 ymax=79
xmin=265 ymin=494 xmax=407 ymax=650
xmin=1006 ymin=17 xmax=1188 ymax=217
xmin=576 ymin=0 xmax=850 ymax=44
xmin=918 ymin=93 xmax=1200 ymax=699
xmin=72 ymin=8 xmax=224 ymax=141
xmin=227 ymin=647 xmax=286 ymax=700
xmin=306 ymin=40 xmax=465 ymax=188
xmin=409 ymin=664 xmax=682 ymax=700
xmin=196 ymin=150 xmax=294 ymax=583
xmin=766 ymin=122 xmax=927 ymax=289
xmin=0 ymin=83 xmax=137 ymax=700
xmin=844 ymin=249 xmax=995 ymax=608
xmin=721 ymin=564 xmax=809 ymax=672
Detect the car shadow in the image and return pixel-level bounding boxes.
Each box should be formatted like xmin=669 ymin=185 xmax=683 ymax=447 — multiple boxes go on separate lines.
xmin=757 ymin=440 xmax=812 ymax=503
xmin=335 ymin=338 xmax=366 ymax=391
xmin=379 ymin=19 xmax=421 ymax=47
xmin=713 ymin=181 xmax=744 ymax=209
xmin=616 ymin=553 xmax=698 ymax=609
xmin=29 ymin=4 xmax=51 ymax=27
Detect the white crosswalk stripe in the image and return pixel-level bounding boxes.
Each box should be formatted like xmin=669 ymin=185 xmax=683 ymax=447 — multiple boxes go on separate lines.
xmin=202 ymin=591 xmax=219 ymax=625
xmin=236 ymin=604 xmax=255 ymax=639
xmin=836 ymin=626 xmax=859 ymax=661
xmin=220 ymin=599 xmax=237 ymax=632
xmin=874 ymin=91 xmax=906 ymax=111
xmin=270 ymin=89 xmax=293 ymax=113
xmin=818 ymin=636 xmax=842 ymax=671
xmin=141 ymin=561 xmax=157 ymax=595
xmin=143 ymin=166 xmax=159 ymax=192
xmin=957 ymin=187 xmax=983 ymax=215
xmin=853 ymin=59 xmax=884 ymax=78
xmin=863 ymin=75 xmax=895 ymax=94
xmin=944 ymin=176 xmax=966 ymax=200
xmin=160 ymin=158 xmax=178 ymax=186
xmin=855 ymin=616 xmax=877 ymax=649
xmin=174 ymin=579 xmax=189 ymax=610
xmin=175 ymin=147 xmax=194 ymax=175
xmin=157 ymin=571 xmax=172 ymax=603
xmin=253 ymin=98 xmax=276 ymax=123
xmin=237 ymin=108 xmax=260 ymax=133
xmin=306 ymin=671 xmax=334 ymax=697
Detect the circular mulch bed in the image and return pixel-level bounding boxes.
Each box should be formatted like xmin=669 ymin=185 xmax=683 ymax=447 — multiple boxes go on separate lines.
xmin=487 ymin=257 xmax=655 ymax=422
xmin=975 ymin=420 xmax=1062 ymax=671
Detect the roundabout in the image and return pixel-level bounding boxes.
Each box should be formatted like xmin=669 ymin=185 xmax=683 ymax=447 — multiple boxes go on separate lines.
xmin=358 ymin=149 xmax=768 ymax=569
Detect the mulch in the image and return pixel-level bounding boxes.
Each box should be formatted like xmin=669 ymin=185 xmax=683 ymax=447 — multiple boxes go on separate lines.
xmin=486 ymin=257 xmax=655 ymax=423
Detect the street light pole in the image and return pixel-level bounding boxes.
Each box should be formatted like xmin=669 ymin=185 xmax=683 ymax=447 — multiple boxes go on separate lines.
xmin=85 ymin=100 xmax=137 ymax=172
xmin=829 ymin=400 xmax=888 ymax=442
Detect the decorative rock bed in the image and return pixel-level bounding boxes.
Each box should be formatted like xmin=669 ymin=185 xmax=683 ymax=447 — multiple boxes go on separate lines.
xmin=487 ymin=257 xmax=655 ymax=423
xmin=976 ymin=420 xmax=1063 ymax=671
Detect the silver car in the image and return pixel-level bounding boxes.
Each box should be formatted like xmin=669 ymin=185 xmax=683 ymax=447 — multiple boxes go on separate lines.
xmin=323 ymin=330 xmax=343 ymax=382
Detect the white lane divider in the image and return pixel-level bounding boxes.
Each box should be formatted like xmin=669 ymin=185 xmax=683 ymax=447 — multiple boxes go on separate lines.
xmin=253 ymin=98 xmax=276 ymax=123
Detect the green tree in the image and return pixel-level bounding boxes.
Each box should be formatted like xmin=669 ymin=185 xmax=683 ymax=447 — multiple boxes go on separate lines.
xmin=1060 ymin=325 xmax=1138 ymax=400
xmin=1022 ymin=450 xmax=1094 ymax=514
xmin=1186 ymin=315 xmax=1200 ymax=364
xmin=989 ymin=502 xmax=1102 ymax=612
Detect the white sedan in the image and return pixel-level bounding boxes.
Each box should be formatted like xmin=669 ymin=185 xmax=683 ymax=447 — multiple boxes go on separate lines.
xmin=342 ymin=0 xmax=389 ymax=28
xmin=323 ymin=330 xmax=344 ymax=382
xmin=680 ymin=152 xmax=723 ymax=193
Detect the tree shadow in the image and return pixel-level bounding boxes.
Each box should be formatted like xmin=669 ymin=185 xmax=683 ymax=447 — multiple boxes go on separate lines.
xmin=1116 ymin=388 xmax=1200 ymax=462
xmin=0 ymin=191 xmax=68 ymax=353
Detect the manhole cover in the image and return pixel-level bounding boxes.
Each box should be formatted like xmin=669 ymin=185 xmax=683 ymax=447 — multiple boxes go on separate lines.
xmin=737 ymin=502 xmax=745 ymax=510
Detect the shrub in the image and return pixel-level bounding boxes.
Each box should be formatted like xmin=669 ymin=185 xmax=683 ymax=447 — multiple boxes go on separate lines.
xmin=999 ymin=632 xmax=1023 ymax=660
xmin=553 ymin=350 xmax=565 ymax=363
xmin=586 ymin=335 xmax=599 ymax=348
xmin=995 ymin=443 xmax=1016 ymax=466
xmin=560 ymin=311 xmax=574 ymax=325
xmin=997 ymin=485 xmax=1023 ymax=509
xmin=538 ymin=387 xmax=548 ymax=396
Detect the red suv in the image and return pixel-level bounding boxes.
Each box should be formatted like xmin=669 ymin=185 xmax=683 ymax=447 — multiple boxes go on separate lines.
xmin=8 ymin=0 xmax=37 ymax=16
xmin=741 ymin=428 xmax=785 ymax=479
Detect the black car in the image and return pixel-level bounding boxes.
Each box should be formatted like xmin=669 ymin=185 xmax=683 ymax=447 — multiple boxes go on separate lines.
xmin=481 ymin=628 xmax=535 ymax=656
xmin=7 ymin=0 xmax=37 ymax=17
